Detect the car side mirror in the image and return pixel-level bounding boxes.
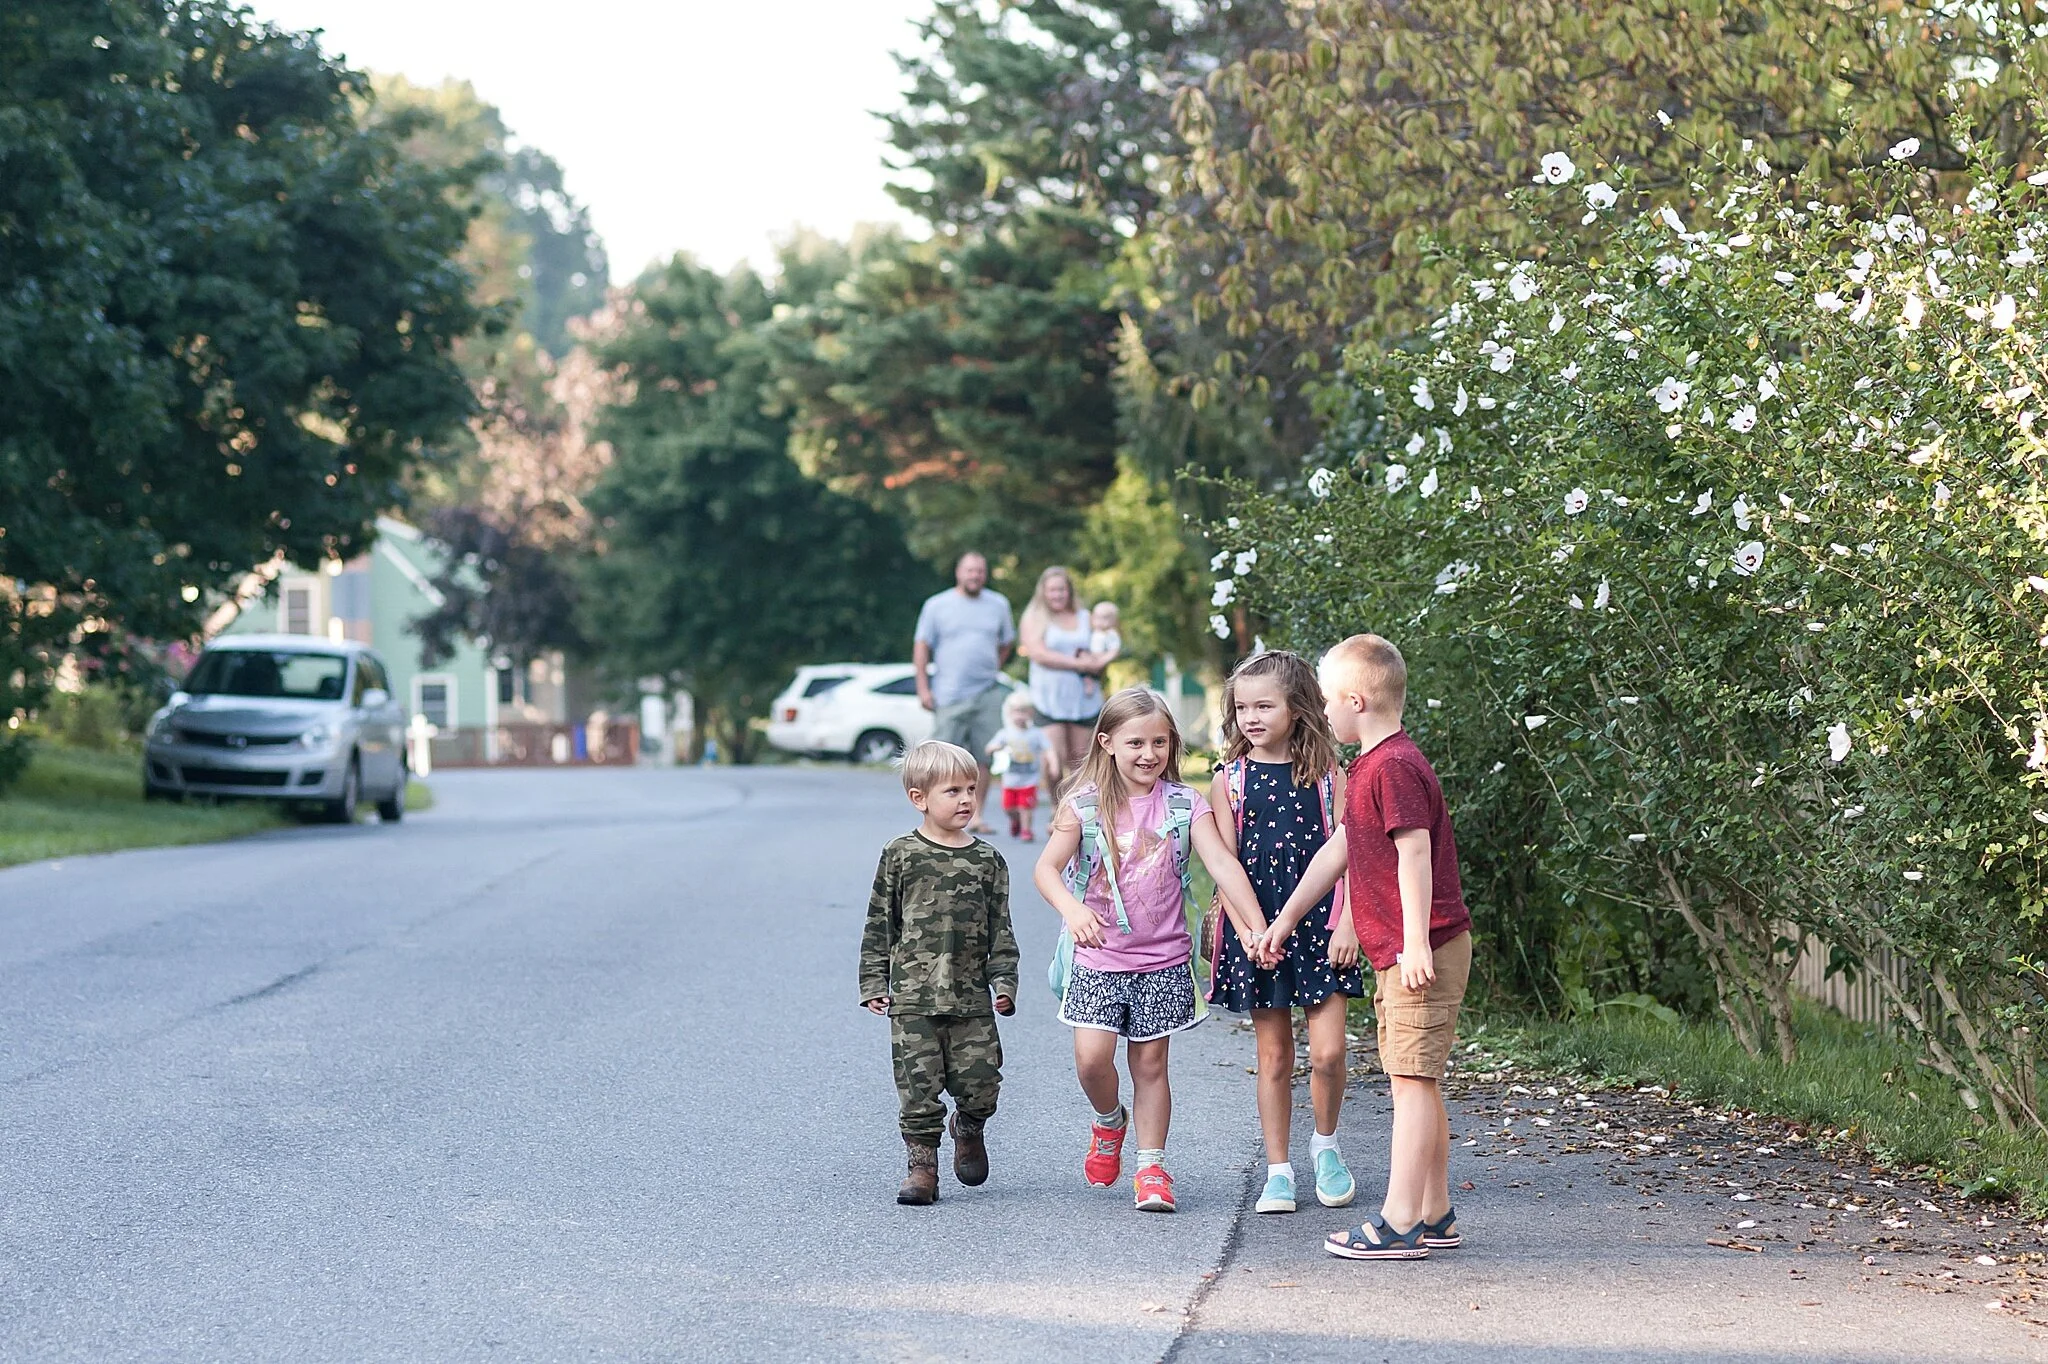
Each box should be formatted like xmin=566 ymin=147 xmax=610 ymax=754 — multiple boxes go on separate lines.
xmin=360 ymin=687 xmax=390 ymax=709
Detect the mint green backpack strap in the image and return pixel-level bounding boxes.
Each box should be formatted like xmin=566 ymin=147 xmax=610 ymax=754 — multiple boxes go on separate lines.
xmin=1164 ymin=784 xmax=1197 ymax=899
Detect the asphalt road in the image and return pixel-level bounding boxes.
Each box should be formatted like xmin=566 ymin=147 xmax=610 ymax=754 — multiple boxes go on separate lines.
xmin=3 ymin=766 xmax=2042 ymax=1362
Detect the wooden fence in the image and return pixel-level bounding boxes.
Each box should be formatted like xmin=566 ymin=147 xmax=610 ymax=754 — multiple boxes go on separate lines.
xmin=429 ymin=721 xmax=640 ymax=769
xmin=1788 ymin=930 xmax=1930 ymax=1030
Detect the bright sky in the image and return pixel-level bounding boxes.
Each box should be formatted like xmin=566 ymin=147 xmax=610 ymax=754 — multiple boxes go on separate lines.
xmin=250 ymin=0 xmax=931 ymax=281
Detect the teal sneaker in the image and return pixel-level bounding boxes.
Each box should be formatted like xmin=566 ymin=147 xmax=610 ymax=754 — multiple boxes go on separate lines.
xmin=1314 ymin=1148 xmax=1356 ymax=1208
xmin=1254 ymin=1169 xmax=1297 ymax=1214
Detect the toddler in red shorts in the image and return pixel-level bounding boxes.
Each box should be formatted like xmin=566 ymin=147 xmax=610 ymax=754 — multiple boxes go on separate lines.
xmin=988 ymin=692 xmax=1058 ymax=841
xmin=1265 ymin=633 xmax=1474 ymax=1260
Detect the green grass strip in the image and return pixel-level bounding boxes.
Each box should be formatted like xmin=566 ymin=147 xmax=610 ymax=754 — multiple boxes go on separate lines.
xmin=1465 ymin=1004 xmax=2048 ymax=1215
xmin=0 ymin=743 xmax=284 ymax=869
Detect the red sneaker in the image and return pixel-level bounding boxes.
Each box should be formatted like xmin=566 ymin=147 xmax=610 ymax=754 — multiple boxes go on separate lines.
xmin=1084 ymin=1115 xmax=1126 ymax=1187
xmin=1134 ymin=1164 xmax=1176 ymax=1213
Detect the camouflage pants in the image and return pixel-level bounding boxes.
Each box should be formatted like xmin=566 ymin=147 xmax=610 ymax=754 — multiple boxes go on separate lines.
xmin=891 ymin=1014 xmax=1003 ymax=1144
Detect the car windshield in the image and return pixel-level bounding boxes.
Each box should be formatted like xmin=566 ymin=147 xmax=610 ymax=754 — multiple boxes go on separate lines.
xmin=185 ymin=649 xmax=350 ymax=701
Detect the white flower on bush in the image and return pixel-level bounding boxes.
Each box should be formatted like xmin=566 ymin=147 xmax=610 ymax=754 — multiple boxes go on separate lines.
xmin=1210 ymin=550 xmax=1230 ymax=572
xmin=1730 ymin=540 xmax=1766 ymax=576
xmin=1406 ymin=431 xmax=1426 ymax=456
xmin=1386 ymin=463 xmax=1411 ymax=494
xmin=1212 ymin=579 xmax=1236 ymax=608
xmin=1563 ymin=487 xmax=1590 ymax=516
xmin=1584 ymin=181 xmax=1618 ymax=211
xmin=1509 ymin=267 xmax=1539 ymax=303
xmin=1307 ymin=467 xmax=1335 ymax=499
xmin=1471 ymin=279 xmax=1497 ymax=302
xmin=1490 ymin=346 xmax=1516 ymax=373
xmin=1658 ymin=204 xmax=1687 ymax=234
xmin=2008 ymin=245 xmax=2038 ymax=268
xmin=1651 ymin=376 xmax=1691 ymax=413
xmin=1991 ymin=294 xmax=2019 ymax=330
xmin=1827 ymin=722 xmax=1852 ymax=763
xmin=1420 ymin=468 xmax=1440 ymax=499
xmin=1935 ymin=480 xmax=1952 ymax=508
xmin=1524 ymin=714 xmax=1549 ymax=730
xmin=1594 ymin=578 xmax=1611 ymax=610
xmin=1210 ymin=613 xmax=1231 ymax=640
xmin=1452 ymin=384 xmax=1470 ymax=417
xmin=1568 ymin=593 xmax=1585 ymax=610
xmin=1728 ymin=405 xmax=1758 ymax=434
xmin=1410 ymin=376 xmax=1435 ymax=410
xmin=1461 ymin=485 xmax=1483 ymax=512
xmin=1233 ymin=548 xmax=1258 ymax=577
xmin=1537 ymin=152 xmax=1576 ymax=184
xmin=1436 ymin=427 xmax=1453 ymax=454
xmin=1733 ymin=496 xmax=1752 ymax=530
xmin=1559 ymin=361 xmax=1581 ymax=382
xmin=1654 ymin=253 xmax=1689 ymax=285
xmin=2030 ymin=729 xmax=2048 ymax=770
xmin=1900 ymin=293 xmax=1925 ymax=331
xmin=1849 ymin=289 xmax=1875 ymax=323
xmin=1434 ymin=560 xmax=1476 ymax=595
xmin=1815 ymin=290 xmax=1845 ymax=313
xmin=1691 ymin=490 xmax=1714 ymax=516
xmin=1549 ymin=307 xmax=1566 ymax=334
xmin=1903 ymin=870 xmax=1925 ymax=882
xmin=1889 ymin=137 xmax=1920 ymax=161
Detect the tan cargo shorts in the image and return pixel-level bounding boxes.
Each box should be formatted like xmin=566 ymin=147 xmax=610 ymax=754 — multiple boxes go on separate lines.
xmin=1372 ymin=930 xmax=1473 ymax=1080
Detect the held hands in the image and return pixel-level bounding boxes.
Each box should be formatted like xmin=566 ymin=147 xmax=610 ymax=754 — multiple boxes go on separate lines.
xmin=1398 ymin=940 xmax=1437 ymax=992
xmin=864 ymin=996 xmax=891 ymax=1015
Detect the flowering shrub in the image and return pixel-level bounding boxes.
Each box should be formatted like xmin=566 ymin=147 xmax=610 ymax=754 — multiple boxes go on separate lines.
xmin=1210 ymin=136 xmax=2048 ymax=1128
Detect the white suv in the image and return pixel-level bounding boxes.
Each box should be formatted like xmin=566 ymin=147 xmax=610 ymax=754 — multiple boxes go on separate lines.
xmin=765 ymin=663 xmax=1017 ymax=764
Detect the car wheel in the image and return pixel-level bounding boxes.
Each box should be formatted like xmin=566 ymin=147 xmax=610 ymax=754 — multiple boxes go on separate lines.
xmin=851 ymin=729 xmax=904 ymax=765
xmin=377 ymin=762 xmax=406 ymax=824
xmin=325 ymin=756 xmax=360 ymax=824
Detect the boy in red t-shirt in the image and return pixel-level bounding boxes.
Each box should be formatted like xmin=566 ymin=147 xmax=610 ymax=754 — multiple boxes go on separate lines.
xmin=1263 ymin=633 xmax=1473 ymax=1259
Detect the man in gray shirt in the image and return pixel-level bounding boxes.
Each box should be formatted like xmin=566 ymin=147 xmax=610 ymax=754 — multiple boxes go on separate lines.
xmin=914 ymin=552 xmax=1015 ymax=833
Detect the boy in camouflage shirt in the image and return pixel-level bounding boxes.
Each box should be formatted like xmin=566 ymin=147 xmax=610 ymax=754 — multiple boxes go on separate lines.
xmin=860 ymin=740 xmax=1019 ymax=1205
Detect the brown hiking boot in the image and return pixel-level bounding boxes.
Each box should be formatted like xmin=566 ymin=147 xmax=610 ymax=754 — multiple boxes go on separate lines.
xmin=898 ymin=1140 xmax=939 ymax=1205
xmin=951 ymin=1112 xmax=989 ymax=1187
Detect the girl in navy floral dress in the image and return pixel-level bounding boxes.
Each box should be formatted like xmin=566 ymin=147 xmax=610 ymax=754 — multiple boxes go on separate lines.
xmin=1206 ymin=651 xmax=1364 ymax=1215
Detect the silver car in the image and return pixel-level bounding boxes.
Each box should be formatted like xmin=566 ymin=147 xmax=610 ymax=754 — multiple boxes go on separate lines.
xmin=143 ymin=635 xmax=408 ymax=823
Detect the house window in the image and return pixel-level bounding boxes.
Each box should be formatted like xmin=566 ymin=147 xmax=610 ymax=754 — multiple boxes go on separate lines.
xmin=413 ymin=675 xmax=455 ymax=730
xmin=283 ymin=584 xmax=313 ymax=635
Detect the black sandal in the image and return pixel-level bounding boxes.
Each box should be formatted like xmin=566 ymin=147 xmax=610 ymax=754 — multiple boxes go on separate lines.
xmin=1325 ymin=1212 xmax=1430 ymax=1260
xmin=1421 ymin=1206 xmax=1462 ymax=1249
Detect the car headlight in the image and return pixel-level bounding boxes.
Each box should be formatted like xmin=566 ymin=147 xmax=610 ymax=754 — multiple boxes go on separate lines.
xmin=296 ymin=722 xmax=335 ymax=750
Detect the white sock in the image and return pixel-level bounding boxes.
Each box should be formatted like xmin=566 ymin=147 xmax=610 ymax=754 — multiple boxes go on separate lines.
xmin=1136 ymin=1147 xmax=1167 ymax=1170
xmin=1093 ymin=1105 xmax=1126 ymax=1129
xmin=1267 ymin=1161 xmax=1295 ymax=1184
xmin=1310 ymin=1130 xmax=1340 ymax=1160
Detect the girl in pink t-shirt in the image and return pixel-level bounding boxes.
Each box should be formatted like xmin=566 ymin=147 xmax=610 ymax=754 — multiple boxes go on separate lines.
xmin=1033 ymin=687 xmax=1265 ymax=1213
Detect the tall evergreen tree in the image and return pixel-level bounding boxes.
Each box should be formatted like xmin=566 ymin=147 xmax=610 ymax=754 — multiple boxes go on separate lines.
xmin=584 ymin=257 xmax=934 ymax=759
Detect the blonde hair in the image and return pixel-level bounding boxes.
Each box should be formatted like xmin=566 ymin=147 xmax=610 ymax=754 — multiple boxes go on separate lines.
xmin=1064 ymin=687 xmax=1183 ymax=881
xmin=901 ymin=739 xmax=979 ymax=794
xmin=1019 ymin=564 xmax=1082 ymax=639
xmin=1320 ymin=634 xmax=1407 ymax=716
xmin=1220 ymin=650 xmax=1340 ymax=788
xmin=1002 ymin=691 xmax=1035 ymax=720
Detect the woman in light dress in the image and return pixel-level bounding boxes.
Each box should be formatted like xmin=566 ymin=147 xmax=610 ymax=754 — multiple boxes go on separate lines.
xmin=1017 ymin=565 xmax=1117 ymax=777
